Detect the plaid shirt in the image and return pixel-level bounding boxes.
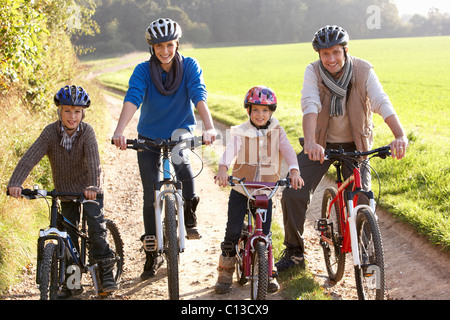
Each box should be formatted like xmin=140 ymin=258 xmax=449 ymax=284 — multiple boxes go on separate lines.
xmin=60 ymin=124 xmax=79 ymax=152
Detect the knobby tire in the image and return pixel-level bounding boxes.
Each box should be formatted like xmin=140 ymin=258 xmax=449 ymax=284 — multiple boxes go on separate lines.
xmin=164 ymin=194 xmax=179 ymax=300
xmin=354 ymin=208 xmax=385 ymax=300
xmin=39 ymin=242 xmax=59 ymax=300
xmin=321 ymin=187 xmax=346 ymax=282
xmin=251 ymin=241 xmax=268 ymax=300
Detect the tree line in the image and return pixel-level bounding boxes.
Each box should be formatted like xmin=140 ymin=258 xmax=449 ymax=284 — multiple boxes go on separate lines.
xmin=75 ymin=0 xmax=450 ymax=56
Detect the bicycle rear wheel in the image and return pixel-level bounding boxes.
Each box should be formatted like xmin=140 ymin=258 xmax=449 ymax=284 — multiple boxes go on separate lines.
xmin=105 ymin=219 xmax=124 ymax=284
xmin=163 ymin=193 xmax=179 ymax=300
xmin=39 ymin=242 xmax=60 ymax=300
xmin=354 ymin=208 xmax=385 ymax=300
xmin=251 ymin=241 xmax=268 ymax=300
xmin=321 ymin=187 xmax=346 ymax=282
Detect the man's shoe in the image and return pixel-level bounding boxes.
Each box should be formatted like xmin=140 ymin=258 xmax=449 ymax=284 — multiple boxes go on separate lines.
xmin=275 ymin=247 xmax=305 ymax=272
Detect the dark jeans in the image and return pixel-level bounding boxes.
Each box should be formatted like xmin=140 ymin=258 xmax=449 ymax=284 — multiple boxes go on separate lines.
xmin=137 ymin=135 xmax=196 ymax=236
xmin=281 ymin=142 xmax=371 ymax=252
xmin=60 ymin=197 xmax=113 ymax=261
xmin=222 ymin=189 xmax=273 ymax=256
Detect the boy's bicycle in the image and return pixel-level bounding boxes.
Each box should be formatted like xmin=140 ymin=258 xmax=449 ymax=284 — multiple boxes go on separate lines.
xmin=228 ymin=176 xmax=291 ymax=300
xmin=8 ymin=188 xmax=124 ymax=300
xmin=119 ymin=135 xmax=204 ymax=300
xmin=313 ymin=142 xmax=390 ymax=300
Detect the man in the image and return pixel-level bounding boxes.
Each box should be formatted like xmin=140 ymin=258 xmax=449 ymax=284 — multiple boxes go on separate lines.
xmin=276 ymin=25 xmax=408 ymax=272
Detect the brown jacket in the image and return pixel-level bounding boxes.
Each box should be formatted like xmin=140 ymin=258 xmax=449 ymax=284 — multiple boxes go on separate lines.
xmin=8 ymin=121 xmax=102 ymax=194
xmin=312 ymin=56 xmax=374 ymax=151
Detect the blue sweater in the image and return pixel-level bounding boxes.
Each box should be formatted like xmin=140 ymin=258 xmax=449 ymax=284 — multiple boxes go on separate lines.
xmin=124 ymin=56 xmax=207 ymax=139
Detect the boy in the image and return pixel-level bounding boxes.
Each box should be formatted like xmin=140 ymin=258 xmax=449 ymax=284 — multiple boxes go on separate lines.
xmin=214 ymin=86 xmax=304 ymax=294
xmin=8 ymin=85 xmax=117 ymax=298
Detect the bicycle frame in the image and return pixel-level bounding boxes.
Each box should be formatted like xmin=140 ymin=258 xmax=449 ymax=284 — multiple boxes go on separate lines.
xmin=324 ymin=164 xmax=375 ymax=267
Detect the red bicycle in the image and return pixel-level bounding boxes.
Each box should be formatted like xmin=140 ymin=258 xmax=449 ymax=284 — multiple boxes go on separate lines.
xmin=315 ymin=144 xmax=390 ymax=300
xmin=228 ymin=176 xmax=290 ymax=300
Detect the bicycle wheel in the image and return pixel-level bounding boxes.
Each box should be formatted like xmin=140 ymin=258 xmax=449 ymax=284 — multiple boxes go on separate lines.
xmin=251 ymin=241 xmax=268 ymax=300
xmin=105 ymin=219 xmax=124 ymax=284
xmin=39 ymin=242 xmax=60 ymax=300
xmin=163 ymin=193 xmax=179 ymax=300
xmin=321 ymin=187 xmax=346 ymax=282
xmin=354 ymin=207 xmax=385 ymax=300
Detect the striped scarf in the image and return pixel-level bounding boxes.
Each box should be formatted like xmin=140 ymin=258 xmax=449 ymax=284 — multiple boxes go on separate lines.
xmin=319 ymin=57 xmax=353 ymax=117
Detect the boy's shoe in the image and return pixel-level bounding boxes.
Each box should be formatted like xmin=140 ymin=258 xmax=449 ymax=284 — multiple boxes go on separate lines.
xmin=275 ymin=247 xmax=305 ymax=272
xmin=98 ymin=258 xmax=118 ymax=292
xmin=184 ymin=196 xmax=201 ymax=239
xmin=140 ymin=251 xmax=164 ymax=280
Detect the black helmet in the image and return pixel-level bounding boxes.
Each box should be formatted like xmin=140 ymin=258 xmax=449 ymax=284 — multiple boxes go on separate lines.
xmin=145 ymin=18 xmax=182 ymax=45
xmin=312 ymin=25 xmax=349 ymax=52
xmin=54 ymin=85 xmax=91 ymax=108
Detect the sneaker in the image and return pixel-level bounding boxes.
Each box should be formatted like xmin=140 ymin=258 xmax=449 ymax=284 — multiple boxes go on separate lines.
xmin=268 ymin=278 xmax=280 ymax=292
xmin=140 ymin=251 xmax=164 ymax=280
xmin=275 ymin=247 xmax=305 ymax=272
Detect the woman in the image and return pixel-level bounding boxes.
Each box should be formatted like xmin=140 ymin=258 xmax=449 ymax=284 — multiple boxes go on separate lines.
xmin=112 ymin=18 xmax=217 ymax=280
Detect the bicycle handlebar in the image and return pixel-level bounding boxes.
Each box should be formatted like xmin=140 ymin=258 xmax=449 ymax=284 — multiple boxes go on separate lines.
xmin=111 ymin=136 xmax=205 ymax=151
xmin=228 ymin=176 xmax=291 ymax=201
xmin=7 ymin=188 xmax=100 ymax=204
xmin=324 ymin=145 xmax=391 ymax=161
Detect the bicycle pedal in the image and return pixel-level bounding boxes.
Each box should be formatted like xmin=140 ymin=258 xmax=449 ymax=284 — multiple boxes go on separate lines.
xmin=315 ymin=218 xmax=329 ymax=232
xmin=143 ymin=235 xmax=157 ymax=252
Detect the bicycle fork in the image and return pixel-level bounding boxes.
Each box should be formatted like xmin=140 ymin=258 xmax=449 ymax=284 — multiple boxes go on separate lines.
xmin=153 ymin=187 xmax=186 ymax=253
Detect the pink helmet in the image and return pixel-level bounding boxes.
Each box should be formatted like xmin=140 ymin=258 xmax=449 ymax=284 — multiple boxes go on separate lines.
xmin=244 ymin=85 xmax=277 ymax=111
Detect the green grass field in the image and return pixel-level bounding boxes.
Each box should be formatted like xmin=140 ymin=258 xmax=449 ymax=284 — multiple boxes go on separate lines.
xmin=96 ymin=36 xmax=450 ymax=252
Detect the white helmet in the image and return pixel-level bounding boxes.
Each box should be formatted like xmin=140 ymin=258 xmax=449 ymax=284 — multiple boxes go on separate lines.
xmin=145 ymin=18 xmax=182 ymax=45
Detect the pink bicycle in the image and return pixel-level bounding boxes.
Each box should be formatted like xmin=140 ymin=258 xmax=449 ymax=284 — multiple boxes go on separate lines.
xmin=228 ymin=176 xmax=291 ymax=300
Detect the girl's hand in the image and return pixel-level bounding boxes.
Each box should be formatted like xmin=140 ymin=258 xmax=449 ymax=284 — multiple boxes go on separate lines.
xmin=289 ymin=169 xmax=304 ymax=190
xmin=214 ymin=166 xmax=229 ymax=188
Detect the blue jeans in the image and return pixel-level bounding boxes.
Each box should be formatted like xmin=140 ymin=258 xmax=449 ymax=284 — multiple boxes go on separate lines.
xmin=137 ymin=135 xmax=196 ymax=235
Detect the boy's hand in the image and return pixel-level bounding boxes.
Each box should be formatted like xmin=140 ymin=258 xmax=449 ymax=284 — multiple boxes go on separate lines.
xmin=214 ymin=166 xmax=229 ymax=188
xmin=289 ymin=169 xmax=304 ymax=190
xmin=8 ymin=187 xmax=22 ymax=198
xmin=84 ymin=189 xmax=97 ymax=200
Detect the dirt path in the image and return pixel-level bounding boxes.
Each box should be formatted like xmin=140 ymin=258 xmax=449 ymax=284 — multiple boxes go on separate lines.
xmin=3 ymin=56 xmax=450 ymax=301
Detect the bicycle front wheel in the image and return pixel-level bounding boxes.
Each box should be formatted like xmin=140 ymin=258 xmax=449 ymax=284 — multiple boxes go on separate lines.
xmin=251 ymin=241 xmax=268 ymax=300
xmin=163 ymin=193 xmax=180 ymax=300
xmin=39 ymin=242 xmax=60 ymax=300
xmin=321 ymin=187 xmax=346 ymax=282
xmin=354 ymin=208 xmax=385 ymax=300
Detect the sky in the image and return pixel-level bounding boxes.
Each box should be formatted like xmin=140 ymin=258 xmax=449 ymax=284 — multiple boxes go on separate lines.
xmin=393 ymin=0 xmax=450 ymax=16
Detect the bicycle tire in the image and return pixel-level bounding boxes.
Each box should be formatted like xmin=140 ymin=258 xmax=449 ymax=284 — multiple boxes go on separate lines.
xmin=321 ymin=187 xmax=346 ymax=282
xmin=163 ymin=193 xmax=180 ymax=300
xmin=251 ymin=241 xmax=268 ymax=300
xmin=105 ymin=219 xmax=124 ymax=284
xmin=39 ymin=242 xmax=60 ymax=300
xmin=354 ymin=208 xmax=385 ymax=300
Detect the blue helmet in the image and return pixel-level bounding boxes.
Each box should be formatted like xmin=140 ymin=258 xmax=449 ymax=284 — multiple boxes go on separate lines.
xmin=54 ymin=85 xmax=91 ymax=107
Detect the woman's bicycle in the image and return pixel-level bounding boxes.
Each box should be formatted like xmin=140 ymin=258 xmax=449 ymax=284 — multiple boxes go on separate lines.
xmin=314 ymin=144 xmax=391 ymax=300
xmin=228 ymin=176 xmax=291 ymax=300
xmin=119 ymin=135 xmax=204 ymax=300
xmin=8 ymin=188 xmax=124 ymax=300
